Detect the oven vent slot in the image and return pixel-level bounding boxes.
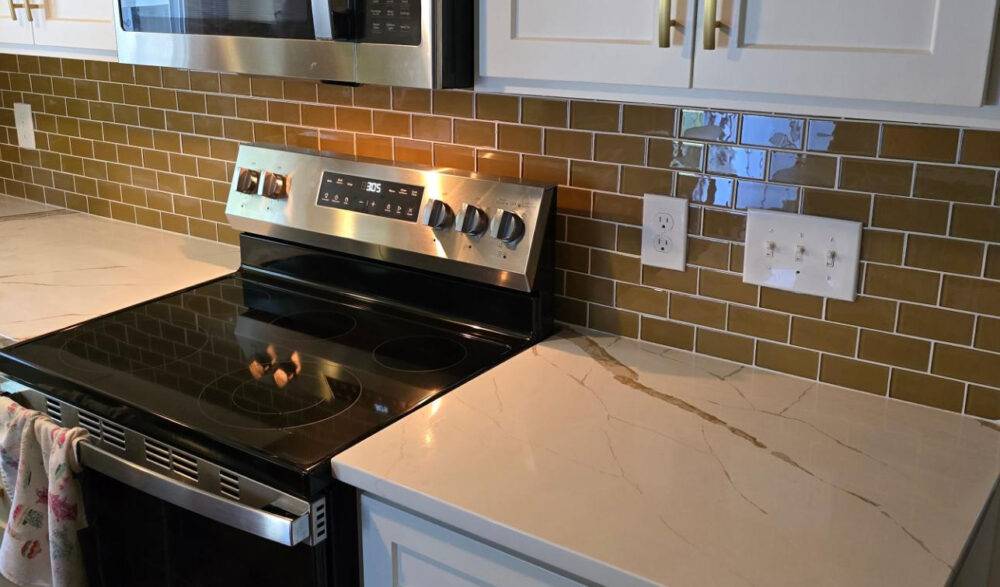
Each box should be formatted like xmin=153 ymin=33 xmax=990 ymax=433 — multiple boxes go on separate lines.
xmin=144 ymin=439 xmax=199 ymax=482
xmin=77 ymin=410 xmax=101 ymax=438
xmin=44 ymin=399 xmax=62 ymax=424
xmin=219 ymin=469 xmax=240 ymax=500
xmin=100 ymin=420 xmax=126 ymax=452
xmin=311 ymin=499 xmax=327 ymax=544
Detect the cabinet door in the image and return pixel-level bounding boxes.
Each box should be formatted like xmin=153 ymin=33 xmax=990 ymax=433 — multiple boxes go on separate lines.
xmin=479 ymin=0 xmax=694 ymax=88
xmin=360 ymin=495 xmax=583 ymax=587
xmin=28 ymin=0 xmax=117 ymax=51
xmin=0 ymin=8 xmax=35 ymax=45
xmin=691 ymin=0 xmax=999 ymax=106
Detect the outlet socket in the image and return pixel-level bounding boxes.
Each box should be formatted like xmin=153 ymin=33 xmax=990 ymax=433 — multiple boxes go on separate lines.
xmin=641 ymin=194 xmax=688 ymax=271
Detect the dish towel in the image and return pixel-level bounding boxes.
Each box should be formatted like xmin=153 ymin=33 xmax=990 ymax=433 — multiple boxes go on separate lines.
xmin=0 ymin=397 xmax=89 ymax=587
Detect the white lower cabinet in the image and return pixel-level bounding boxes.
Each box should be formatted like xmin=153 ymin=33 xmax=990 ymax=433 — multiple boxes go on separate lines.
xmin=360 ymin=495 xmax=583 ymax=587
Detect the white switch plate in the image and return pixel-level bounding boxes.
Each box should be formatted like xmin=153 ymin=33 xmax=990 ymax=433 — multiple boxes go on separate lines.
xmin=641 ymin=194 xmax=688 ymax=271
xmin=743 ymin=209 xmax=862 ymax=301
xmin=13 ymin=103 xmax=35 ymax=149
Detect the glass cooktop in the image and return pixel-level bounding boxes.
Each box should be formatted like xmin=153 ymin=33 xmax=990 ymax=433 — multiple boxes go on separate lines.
xmin=1 ymin=275 xmax=514 ymax=471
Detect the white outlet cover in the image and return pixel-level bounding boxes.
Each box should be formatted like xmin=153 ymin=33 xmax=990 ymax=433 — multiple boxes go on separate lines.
xmin=641 ymin=194 xmax=688 ymax=271
xmin=13 ymin=103 xmax=35 ymax=150
xmin=743 ymin=209 xmax=862 ymax=301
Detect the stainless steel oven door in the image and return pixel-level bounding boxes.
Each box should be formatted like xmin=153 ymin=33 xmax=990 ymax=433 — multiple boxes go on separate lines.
xmin=114 ymin=0 xmax=356 ymax=81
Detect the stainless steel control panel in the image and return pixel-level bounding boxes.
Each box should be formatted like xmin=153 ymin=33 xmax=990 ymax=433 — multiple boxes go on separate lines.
xmin=226 ymin=146 xmax=555 ymax=292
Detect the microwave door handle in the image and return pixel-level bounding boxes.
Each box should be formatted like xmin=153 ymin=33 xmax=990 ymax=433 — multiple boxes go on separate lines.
xmin=78 ymin=442 xmax=313 ymax=547
xmin=312 ymin=0 xmax=333 ymax=39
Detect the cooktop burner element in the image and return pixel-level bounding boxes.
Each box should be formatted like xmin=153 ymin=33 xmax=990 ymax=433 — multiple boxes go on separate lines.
xmin=373 ymin=336 xmax=469 ymax=373
xmin=268 ymin=311 xmax=357 ymax=343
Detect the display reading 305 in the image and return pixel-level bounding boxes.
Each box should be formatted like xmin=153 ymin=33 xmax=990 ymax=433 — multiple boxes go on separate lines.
xmin=316 ymin=172 xmax=425 ymax=222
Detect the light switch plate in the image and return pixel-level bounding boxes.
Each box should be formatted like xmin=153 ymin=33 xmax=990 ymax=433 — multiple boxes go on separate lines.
xmin=13 ymin=103 xmax=35 ymax=150
xmin=743 ymin=209 xmax=862 ymax=301
xmin=641 ymin=193 xmax=688 ymax=271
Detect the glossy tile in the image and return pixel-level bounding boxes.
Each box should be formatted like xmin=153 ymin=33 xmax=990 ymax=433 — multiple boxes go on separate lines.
xmin=768 ymin=152 xmax=836 ymax=188
xmin=820 ymin=355 xmax=889 ymax=395
xmin=755 ymin=341 xmax=819 ymax=378
xmin=521 ymin=98 xmax=567 ymax=127
xmin=735 ymin=181 xmax=799 ymax=212
xmin=676 ymin=174 xmax=734 ymax=207
xmin=790 ymin=317 xmax=857 ymax=355
xmin=741 ymin=114 xmax=804 ymax=149
xmin=570 ymin=101 xmax=620 ymax=132
xmin=706 ymin=145 xmax=766 ymax=179
xmin=639 ymin=317 xmax=694 ymax=350
xmin=680 ymin=109 xmax=738 ymax=143
xmin=913 ymin=164 xmax=995 ymax=204
xmin=960 ymin=130 xmax=1000 ymax=167
xmin=588 ymin=304 xmax=638 ymax=337
xmin=889 ymin=370 xmax=965 ymax=413
xmin=897 ymin=304 xmax=974 ymax=345
xmin=880 ymin=125 xmax=959 ymax=163
xmin=621 ymin=105 xmax=674 ymax=137
xmin=648 ymin=140 xmax=704 ymax=171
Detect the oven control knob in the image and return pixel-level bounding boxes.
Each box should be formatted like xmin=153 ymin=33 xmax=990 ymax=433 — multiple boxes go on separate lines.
xmin=262 ymin=172 xmax=289 ymax=199
xmin=455 ymin=203 xmax=488 ymax=236
xmin=489 ymin=209 xmax=526 ymax=244
xmin=236 ymin=168 xmax=261 ymax=195
xmin=420 ymin=199 xmax=454 ymax=230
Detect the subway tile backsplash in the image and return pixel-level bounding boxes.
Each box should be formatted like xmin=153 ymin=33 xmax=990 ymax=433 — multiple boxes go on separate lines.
xmin=0 ymin=53 xmax=998 ymax=419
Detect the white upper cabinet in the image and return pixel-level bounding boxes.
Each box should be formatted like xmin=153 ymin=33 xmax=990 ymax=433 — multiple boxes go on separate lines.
xmin=0 ymin=0 xmax=116 ymax=58
xmin=479 ymin=0 xmax=695 ymax=89
xmin=691 ymin=0 xmax=999 ymax=106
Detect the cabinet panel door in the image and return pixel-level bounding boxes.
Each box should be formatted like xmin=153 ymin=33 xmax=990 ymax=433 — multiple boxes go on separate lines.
xmin=0 ymin=9 xmax=35 ymax=45
xmin=29 ymin=0 xmax=116 ymax=51
xmin=479 ymin=0 xmax=694 ymax=88
xmin=360 ymin=495 xmax=582 ymax=587
xmin=692 ymin=0 xmax=999 ymax=106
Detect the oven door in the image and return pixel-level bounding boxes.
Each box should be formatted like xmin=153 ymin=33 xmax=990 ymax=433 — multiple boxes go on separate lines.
xmin=114 ymin=0 xmax=357 ymax=80
xmin=78 ymin=443 xmax=330 ymax=587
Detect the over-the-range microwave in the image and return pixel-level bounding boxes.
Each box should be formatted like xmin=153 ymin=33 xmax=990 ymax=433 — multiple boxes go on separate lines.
xmin=114 ymin=0 xmax=473 ymax=89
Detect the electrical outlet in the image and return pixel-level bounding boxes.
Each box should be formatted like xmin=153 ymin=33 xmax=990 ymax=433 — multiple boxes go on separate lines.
xmin=743 ymin=209 xmax=862 ymax=301
xmin=13 ymin=103 xmax=35 ymax=150
xmin=641 ymin=194 xmax=688 ymax=271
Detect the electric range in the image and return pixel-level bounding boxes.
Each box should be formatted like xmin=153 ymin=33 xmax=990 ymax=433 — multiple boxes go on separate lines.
xmin=0 ymin=145 xmax=555 ymax=587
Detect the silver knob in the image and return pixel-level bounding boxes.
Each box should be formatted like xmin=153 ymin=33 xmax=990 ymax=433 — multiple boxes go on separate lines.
xmin=420 ymin=199 xmax=454 ymax=230
xmin=489 ymin=209 xmax=526 ymax=244
xmin=455 ymin=203 xmax=488 ymax=236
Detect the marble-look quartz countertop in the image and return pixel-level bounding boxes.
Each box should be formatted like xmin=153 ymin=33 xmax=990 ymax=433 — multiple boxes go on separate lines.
xmin=0 ymin=196 xmax=239 ymax=343
xmin=333 ymin=328 xmax=1000 ymax=587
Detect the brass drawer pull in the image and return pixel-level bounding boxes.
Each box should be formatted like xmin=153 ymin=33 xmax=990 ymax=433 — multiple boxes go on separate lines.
xmin=658 ymin=0 xmax=679 ymax=48
xmin=703 ymin=0 xmax=723 ymax=50
xmin=6 ymin=0 xmax=42 ymax=22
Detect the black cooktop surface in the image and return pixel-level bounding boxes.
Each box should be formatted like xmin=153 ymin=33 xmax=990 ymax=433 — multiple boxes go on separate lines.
xmin=0 ymin=275 xmax=514 ymax=471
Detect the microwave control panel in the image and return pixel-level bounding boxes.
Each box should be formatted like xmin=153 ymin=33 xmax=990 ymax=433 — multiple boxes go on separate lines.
xmin=363 ymin=0 xmax=421 ymax=45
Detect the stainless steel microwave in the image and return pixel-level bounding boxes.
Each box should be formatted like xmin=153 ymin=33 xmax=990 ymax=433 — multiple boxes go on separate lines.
xmin=114 ymin=0 xmax=473 ymax=88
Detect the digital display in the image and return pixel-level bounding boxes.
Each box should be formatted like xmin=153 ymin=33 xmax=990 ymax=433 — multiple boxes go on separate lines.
xmin=316 ymin=172 xmax=424 ymax=222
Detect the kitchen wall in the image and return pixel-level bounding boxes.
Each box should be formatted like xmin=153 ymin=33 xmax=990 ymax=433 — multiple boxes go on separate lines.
xmin=0 ymin=53 xmax=998 ymax=419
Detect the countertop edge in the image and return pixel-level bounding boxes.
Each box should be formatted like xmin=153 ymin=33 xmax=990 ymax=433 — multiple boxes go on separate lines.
xmin=331 ymin=461 xmax=659 ymax=587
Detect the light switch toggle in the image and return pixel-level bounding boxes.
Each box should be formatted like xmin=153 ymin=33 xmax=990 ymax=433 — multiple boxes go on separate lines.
xmin=764 ymin=241 xmax=776 ymax=257
xmin=826 ymin=250 xmax=837 ymax=268
xmin=794 ymin=245 xmax=806 ymax=262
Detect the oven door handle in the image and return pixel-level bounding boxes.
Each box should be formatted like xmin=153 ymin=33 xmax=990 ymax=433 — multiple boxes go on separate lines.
xmin=78 ymin=442 xmax=313 ymax=547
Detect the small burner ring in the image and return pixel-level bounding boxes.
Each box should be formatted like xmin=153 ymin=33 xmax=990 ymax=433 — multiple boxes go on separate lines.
xmin=372 ymin=335 xmax=469 ymax=373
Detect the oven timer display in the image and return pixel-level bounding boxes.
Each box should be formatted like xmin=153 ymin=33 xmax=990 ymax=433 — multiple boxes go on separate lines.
xmin=316 ymin=172 xmax=424 ymax=222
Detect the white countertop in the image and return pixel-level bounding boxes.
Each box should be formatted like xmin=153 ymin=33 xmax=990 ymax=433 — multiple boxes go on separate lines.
xmin=0 ymin=196 xmax=239 ymax=343
xmin=333 ymin=328 xmax=1000 ymax=587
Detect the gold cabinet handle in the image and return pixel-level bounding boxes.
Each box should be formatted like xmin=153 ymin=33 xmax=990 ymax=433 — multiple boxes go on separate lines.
xmin=658 ymin=0 xmax=679 ymax=48
xmin=6 ymin=0 xmax=41 ymax=21
xmin=703 ymin=0 xmax=723 ymax=50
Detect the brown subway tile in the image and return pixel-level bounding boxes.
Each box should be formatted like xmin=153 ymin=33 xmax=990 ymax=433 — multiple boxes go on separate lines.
xmin=356 ymin=134 xmax=392 ymax=160
xmin=522 ymin=98 xmax=567 ymax=127
xmin=476 ymin=150 xmax=520 ymax=179
xmin=864 ymin=265 xmax=940 ymax=304
xmin=570 ymin=161 xmax=618 ymax=192
xmin=476 ymin=94 xmax=519 ymax=122
xmin=839 ymin=158 xmax=913 ymax=196
xmin=727 ymin=306 xmax=789 ymax=342
xmin=699 ymin=270 xmax=758 ymax=305
xmin=759 ymin=288 xmax=823 ymax=318
xmin=880 ymin=125 xmax=959 ymax=162
xmin=566 ymin=217 xmax=616 ymax=249
xmin=965 ymin=386 xmax=1000 ymax=420
xmin=702 ymin=209 xmax=746 ymax=241
xmin=643 ymin=266 xmax=697 ymax=293
xmin=801 ymin=189 xmax=870 ymax=224
xmin=905 ymin=234 xmax=984 ymax=275
xmin=687 ymin=237 xmax=729 ymax=270
xmin=858 ymin=331 xmax=931 ymax=370
xmin=555 ymin=186 xmax=591 ymax=216
xmin=498 ymin=124 xmax=542 ymax=154
xmin=320 ymin=131 xmax=355 ymax=156
xmin=556 ymin=243 xmax=589 ymax=273
xmin=594 ymin=134 xmax=645 ymax=165
xmin=554 ymin=297 xmax=587 ymax=326
xmin=392 ymin=88 xmax=430 ymax=113
xmin=282 ymin=80 xmax=316 ymax=102
xmin=621 ymin=105 xmax=674 ymax=137
xmin=589 ymin=305 xmax=639 ymax=338
xmin=950 ymin=204 xmax=1000 ymax=241
xmin=617 ymin=226 xmax=642 ymax=255
xmin=932 ymin=345 xmax=1000 ymax=388
xmin=826 ymin=296 xmax=896 ymax=331
xmin=941 ymin=275 xmax=1000 ymax=316
xmin=432 ymin=90 xmax=474 ymax=118
xmin=545 ymin=129 xmax=592 ymax=160
xmin=394 ymin=139 xmax=433 ymax=166
xmin=570 ymin=101 xmax=619 ymax=132
xmin=620 ymin=167 xmax=670 ymax=196
xmin=592 ymin=193 xmax=641 ymax=225
xmin=616 ymin=283 xmax=667 ymax=315
xmin=913 ymin=164 xmax=995 ymax=205
xmin=889 ymin=370 xmax=964 ymax=413
xmin=591 ymin=249 xmax=640 ymax=283
xmin=696 ymin=329 xmax=754 ymax=364
xmin=411 ymin=115 xmax=451 ymax=142
xmin=861 ymin=230 xmax=904 ymax=265
xmin=756 ymin=342 xmax=819 ymax=379
xmin=871 ymin=195 xmax=949 ymax=235
xmin=790 ymin=317 xmax=857 ymax=355
xmin=898 ymin=304 xmax=974 ymax=345
xmin=373 ymin=111 xmax=411 ymax=137
xmin=317 ymin=84 xmax=353 ymax=106
xmin=820 ymin=355 xmax=889 ymax=395
xmin=960 ymin=130 xmax=1000 ymax=167
xmin=521 ymin=156 xmax=566 ymax=186
xmin=979 ymin=317 xmax=1000 ymax=353
xmin=353 ymin=85 xmax=391 ymax=108
xmin=641 ymin=317 xmax=695 ymax=350
xmin=807 ymin=120 xmax=880 ymax=157
xmin=301 ymin=105 xmax=337 ymax=129
xmin=453 ymin=119 xmax=495 ymax=147
xmin=768 ymin=152 xmax=836 ymax=188
xmin=669 ymin=294 xmax=726 ymax=328
xmin=986 ymin=245 xmax=1000 ymax=280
